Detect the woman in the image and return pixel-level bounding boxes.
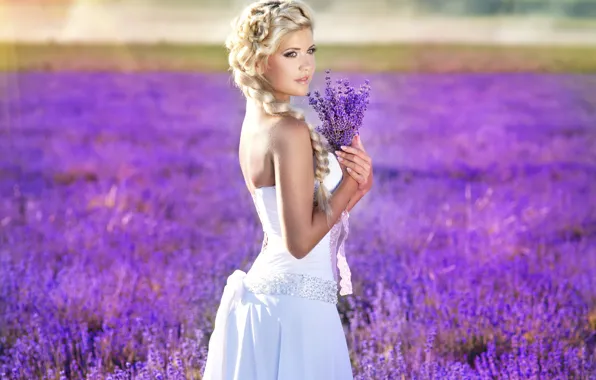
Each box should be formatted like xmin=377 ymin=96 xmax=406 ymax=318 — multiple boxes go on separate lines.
xmin=203 ymin=1 xmax=373 ymax=379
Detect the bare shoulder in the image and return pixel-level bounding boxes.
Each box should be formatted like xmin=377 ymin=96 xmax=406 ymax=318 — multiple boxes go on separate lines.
xmin=269 ymin=116 xmax=311 ymax=152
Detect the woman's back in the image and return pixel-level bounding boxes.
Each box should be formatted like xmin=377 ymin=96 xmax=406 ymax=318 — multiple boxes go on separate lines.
xmin=238 ymin=111 xmax=281 ymax=193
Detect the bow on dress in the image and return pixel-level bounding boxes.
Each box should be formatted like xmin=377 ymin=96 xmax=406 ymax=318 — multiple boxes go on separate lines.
xmin=330 ymin=210 xmax=353 ymax=296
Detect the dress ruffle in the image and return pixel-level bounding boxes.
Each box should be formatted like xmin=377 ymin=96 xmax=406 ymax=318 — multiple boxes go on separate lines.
xmin=330 ymin=210 xmax=352 ymax=296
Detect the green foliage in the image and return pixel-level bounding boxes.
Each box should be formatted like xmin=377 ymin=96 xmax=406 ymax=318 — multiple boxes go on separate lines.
xmin=2 ymin=42 xmax=596 ymax=73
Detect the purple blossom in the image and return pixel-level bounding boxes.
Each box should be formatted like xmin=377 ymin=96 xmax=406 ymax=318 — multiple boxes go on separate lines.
xmin=0 ymin=71 xmax=595 ymax=378
xmin=307 ymin=69 xmax=371 ymax=152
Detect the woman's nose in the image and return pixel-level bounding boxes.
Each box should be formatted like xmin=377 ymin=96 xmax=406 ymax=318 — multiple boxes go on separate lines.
xmin=300 ymin=56 xmax=313 ymax=72
xmin=300 ymin=66 xmax=311 ymax=75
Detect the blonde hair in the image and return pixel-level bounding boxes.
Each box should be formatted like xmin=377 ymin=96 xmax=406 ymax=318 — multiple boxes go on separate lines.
xmin=225 ymin=0 xmax=333 ymax=221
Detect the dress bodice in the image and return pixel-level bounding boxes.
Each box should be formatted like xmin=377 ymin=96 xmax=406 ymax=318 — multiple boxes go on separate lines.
xmin=248 ymin=151 xmax=349 ymax=286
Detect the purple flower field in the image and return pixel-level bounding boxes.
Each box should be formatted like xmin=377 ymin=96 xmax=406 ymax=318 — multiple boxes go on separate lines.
xmin=1 ymin=71 xmax=595 ymax=379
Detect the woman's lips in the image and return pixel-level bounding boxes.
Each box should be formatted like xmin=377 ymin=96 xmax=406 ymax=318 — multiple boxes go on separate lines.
xmin=296 ymin=77 xmax=309 ymax=84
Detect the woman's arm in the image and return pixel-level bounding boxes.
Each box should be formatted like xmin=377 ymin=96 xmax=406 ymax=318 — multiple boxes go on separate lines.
xmin=345 ymin=166 xmax=374 ymax=212
xmin=345 ymin=191 xmax=362 ymax=213
xmin=271 ymin=117 xmax=359 ymax=260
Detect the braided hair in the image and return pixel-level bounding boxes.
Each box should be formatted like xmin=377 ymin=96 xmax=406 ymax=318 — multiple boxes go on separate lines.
xmin=225 ymin=0 xmax=333 ymax=223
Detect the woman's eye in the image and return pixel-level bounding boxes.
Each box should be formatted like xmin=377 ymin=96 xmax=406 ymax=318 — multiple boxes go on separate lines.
xmin=283 ymin=48 xmax=316 ymax=58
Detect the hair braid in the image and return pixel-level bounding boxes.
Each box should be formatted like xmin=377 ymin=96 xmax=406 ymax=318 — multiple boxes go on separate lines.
xmin=226 ymin=0 xmax=334 ymax=223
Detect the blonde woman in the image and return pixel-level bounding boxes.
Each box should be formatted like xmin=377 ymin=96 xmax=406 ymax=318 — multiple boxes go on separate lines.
xmin=203 ymin=1 xmax=373 ymax=379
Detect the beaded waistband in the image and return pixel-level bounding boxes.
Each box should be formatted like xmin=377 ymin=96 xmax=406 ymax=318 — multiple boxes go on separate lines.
xmin=244 ymin=272 xmax=339 ymax=304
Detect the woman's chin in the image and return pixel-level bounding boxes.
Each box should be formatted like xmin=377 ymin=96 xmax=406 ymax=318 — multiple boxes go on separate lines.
xmin=277 ymin=86 xmax=309 ymax=99
xmin=292 ymin=88 xmax=310 ymax=97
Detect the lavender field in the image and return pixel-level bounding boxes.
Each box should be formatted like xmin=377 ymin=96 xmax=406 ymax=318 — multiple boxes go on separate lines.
xmin=1 ymin=71 xmax=596 ymax=379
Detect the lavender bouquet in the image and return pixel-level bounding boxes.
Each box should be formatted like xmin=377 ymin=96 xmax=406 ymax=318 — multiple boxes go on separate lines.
xmin=307 ymin=69 xmax=371 ymax=152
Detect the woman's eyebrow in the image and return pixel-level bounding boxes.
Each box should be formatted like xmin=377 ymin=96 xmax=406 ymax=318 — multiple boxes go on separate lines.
xmin=284 ymin=44 xmax=316 ymax=51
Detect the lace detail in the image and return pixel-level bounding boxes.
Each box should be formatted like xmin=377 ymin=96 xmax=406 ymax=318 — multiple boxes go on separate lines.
xmin=244 ymin=272 xmax=338 ymax=304
xmin=330 ymin=210 xmax=353 ymax=296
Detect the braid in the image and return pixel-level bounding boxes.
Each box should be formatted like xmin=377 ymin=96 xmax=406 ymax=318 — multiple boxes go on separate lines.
xmin=226 ymin=0 xmax=334 ymax=224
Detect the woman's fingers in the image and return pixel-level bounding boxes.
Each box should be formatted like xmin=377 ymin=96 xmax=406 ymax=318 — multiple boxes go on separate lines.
xmin=353 ymin=134 xmax=367 ymax=152
xmin=346 ymin=166 xmax=366 ymax=184
xmin=337 ymin=157 xmax=369 ymax=184
xmin=340 ymin=145 xmax=372 ymax=166
xmin=344 ymin=135 xmax=373 ymax=191
xmin=335 ymin=150 xmax=371 ymax=172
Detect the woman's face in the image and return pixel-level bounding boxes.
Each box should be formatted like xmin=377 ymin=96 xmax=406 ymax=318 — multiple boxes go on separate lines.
xmin=260 ymin=28 xmax=316 ymax=102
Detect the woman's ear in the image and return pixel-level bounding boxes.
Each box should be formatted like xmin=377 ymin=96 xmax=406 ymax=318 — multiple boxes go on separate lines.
xmin=256 ymin=58 xmax=269 ymax=76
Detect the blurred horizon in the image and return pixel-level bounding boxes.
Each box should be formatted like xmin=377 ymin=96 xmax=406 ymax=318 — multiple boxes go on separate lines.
xmin=1 ymin=0 xmax=596 ymax=45
xmin=2 ymin=0 xmax=596 ymax=16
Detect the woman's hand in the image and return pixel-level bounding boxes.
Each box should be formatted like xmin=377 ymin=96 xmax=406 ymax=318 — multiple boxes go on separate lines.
xmin=335 ymin=134 xmax=373 ymax=196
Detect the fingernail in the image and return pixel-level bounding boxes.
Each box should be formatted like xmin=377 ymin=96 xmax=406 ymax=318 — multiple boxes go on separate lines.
xmin=335 ymin=150 xmax=341 ymax=155
xmin=340 ymin=146 xmax=347 ymax=150
xmin=337 ymin=156 xmax=343 ymax=161
xmin=347 ymin=167 xmax=352 ymax=172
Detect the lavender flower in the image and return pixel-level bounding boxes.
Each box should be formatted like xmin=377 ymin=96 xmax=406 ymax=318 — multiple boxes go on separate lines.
xmin=307 ymin=69 xmax=371 ymax=152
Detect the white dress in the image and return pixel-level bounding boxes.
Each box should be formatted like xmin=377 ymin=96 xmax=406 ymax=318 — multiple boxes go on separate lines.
xmin=203 ymin=151 xmax=354 ymax=380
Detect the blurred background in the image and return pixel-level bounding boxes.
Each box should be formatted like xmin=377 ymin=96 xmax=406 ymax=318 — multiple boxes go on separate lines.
xmin=1 ymin=0 xmax=595 ymax=379
xmin=2 ymin=0 xmax=596 ymax=45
